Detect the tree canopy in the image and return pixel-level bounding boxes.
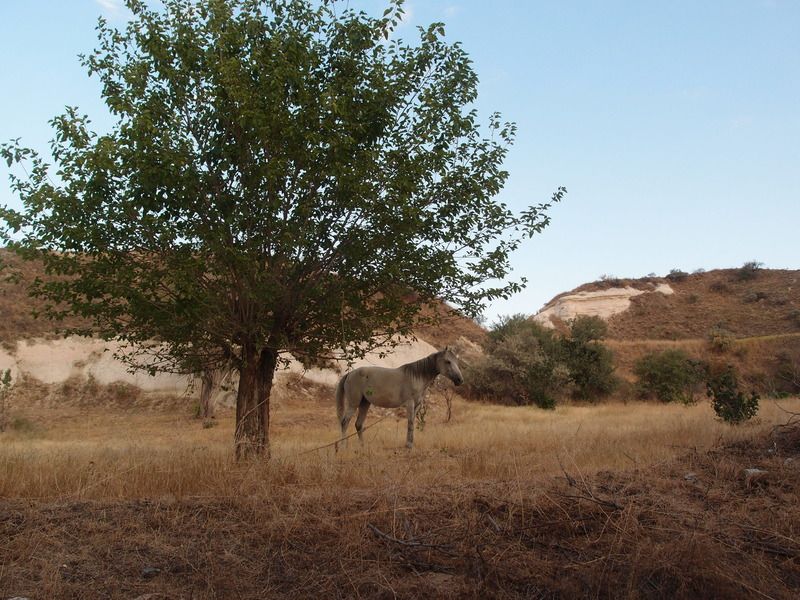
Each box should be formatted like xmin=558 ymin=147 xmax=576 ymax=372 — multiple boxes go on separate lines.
xmin=1 ymin=0 xmax=564 ymax=457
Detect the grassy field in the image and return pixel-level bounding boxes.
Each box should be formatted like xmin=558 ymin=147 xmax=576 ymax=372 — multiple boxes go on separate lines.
xmin=2 ymin=394 xmax=800 ymax=598
xmin=2 ymin=395 xmax=799 ymax=500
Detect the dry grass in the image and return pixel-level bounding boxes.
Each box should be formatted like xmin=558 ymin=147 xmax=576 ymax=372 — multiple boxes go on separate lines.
xmin=2 ymin=395 xmax=800 ymax=598
xmin=2 ymin=397 xmax=798 ymax=501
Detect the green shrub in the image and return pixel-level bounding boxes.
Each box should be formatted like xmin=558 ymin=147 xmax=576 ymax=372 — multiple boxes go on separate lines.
xmin=563 ymin=316 xmax=617 ymax=400
xmin=468 ymin=314 xmax=618 ymax=407
xmin=569 ymin=314 xmax=608 ymax=344
xmin=706 ymin=366 xmax=759 ymax=424
xmin=466 ymin=315 xmax=565 ymax=408
xmin=633 ymin=349 xmax=706 ymax=403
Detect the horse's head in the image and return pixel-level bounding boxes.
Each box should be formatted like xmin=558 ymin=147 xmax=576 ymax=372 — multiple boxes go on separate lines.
xmin=437 ymin=346 xmax=463 ymax=386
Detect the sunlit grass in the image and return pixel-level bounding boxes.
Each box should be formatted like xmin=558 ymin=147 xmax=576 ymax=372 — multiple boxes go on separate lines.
xmin=2 ymin=396 xmax=797 ymax=501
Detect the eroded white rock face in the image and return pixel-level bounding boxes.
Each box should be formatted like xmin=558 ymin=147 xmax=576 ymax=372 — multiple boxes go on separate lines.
xmin=2 ymin=334 xmax=439 ymax=403
xmin=13 ymin=337 xmax=190 ymax=392
xmin=532 ymin=284 xmax=674 ymax=328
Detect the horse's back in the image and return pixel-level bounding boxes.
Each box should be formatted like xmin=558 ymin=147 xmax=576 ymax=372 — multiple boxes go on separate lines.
xmin=346 ymin=365 xmax=405 ymax=388
xmin=344 ymin=365 xmax=406 ymax=408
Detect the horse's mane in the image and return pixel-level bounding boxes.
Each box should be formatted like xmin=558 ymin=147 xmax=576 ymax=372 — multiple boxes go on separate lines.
xmin=401 ymin=350 xmax=442 ymax=380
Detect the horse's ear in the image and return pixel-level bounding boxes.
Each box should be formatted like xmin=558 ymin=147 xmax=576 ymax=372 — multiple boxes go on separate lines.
xmin=444 ymin=345 xmax=450 ymax=352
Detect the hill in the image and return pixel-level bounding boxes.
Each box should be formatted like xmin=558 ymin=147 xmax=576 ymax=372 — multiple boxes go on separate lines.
xmin=535 ymin=267 xmax=800 ymax=341
xmin=0 ymin=249 xmax=483 ymax=411
xmin=531 ymin=267 xmax=800 ymax=394
xmin=606 ymin=268 xmax=800 ymax=341
xmin=0 ymin=249 xmax=483 ymax=350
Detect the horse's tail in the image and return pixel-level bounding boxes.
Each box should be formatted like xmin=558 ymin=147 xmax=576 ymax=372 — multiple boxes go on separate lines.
xmin=335 ymin=372 xmax=349 ymax=423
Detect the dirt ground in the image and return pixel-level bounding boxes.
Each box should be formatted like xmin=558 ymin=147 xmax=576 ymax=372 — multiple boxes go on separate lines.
xmin=2 ymin=393 xmax=800 ymax=599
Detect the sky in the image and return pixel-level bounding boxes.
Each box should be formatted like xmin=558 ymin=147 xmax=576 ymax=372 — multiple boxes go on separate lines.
xmin=0 ymin=0 xmax=798 ymax=324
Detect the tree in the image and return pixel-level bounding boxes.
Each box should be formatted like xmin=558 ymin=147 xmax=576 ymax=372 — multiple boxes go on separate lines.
xmin=465 ymin=315 xmax=566 ymax=408
xmin=0 ymin=369 xmax=11 ymax=432
xmin=562 ymin=316 xmax=616 ymax=400
xmin=633 ymin=349 xmax=706 ymax=403
xmin=707 ymin=365 xmax=759 ymax=424
xmin=1 ymin=0 xmax=563 ymax=458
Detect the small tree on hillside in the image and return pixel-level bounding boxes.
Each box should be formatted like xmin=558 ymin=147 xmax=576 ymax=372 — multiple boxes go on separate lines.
xmin=0 ymin=0 xmax=564 ymax=458
xmin=735 ymin=261 xmax=764 ymax=281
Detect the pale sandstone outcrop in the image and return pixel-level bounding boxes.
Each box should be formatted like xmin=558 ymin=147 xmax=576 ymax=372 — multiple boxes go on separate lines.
xmin=532 ymin=284 xmax=674 ymax=328
xmin=1 ymin=334 xmax=438 ymax=407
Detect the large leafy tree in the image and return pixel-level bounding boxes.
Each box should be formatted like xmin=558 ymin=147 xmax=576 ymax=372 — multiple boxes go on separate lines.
xmin=1 ymin=0 xmax=564 ymax=458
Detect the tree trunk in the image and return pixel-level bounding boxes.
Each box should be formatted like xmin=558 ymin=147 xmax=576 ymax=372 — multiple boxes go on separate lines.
xmin=234 ymin=347 xmax=278 ymax=460
xmin=199 ymin=370 xmax=215 ymax=420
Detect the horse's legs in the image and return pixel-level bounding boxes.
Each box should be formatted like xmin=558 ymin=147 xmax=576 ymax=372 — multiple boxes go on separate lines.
xmin=355 ymin=398 xmax=370 ymax=444
xmin=339 ymin=397 xmax=358 ymax=448
xmin=405 ymin=397 xmax=416 ymax=449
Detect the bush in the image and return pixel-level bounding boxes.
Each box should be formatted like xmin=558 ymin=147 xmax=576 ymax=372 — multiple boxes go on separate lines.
xmin=734 ymin=261 xmax=764 ymax=281
xmin=563 ymin=316 xmax=617 ymax=400
xmin=8 ymin=416 xmax=36 ymax=434
xmin=633 ymin=349 xmax=706 ymax=403
xmin=707 ymin=366 xmax=759 ymax=424
xmin=666 ymin=269 xmax=688 ymax=282
xmin=467 ymin=314 xmax=617 ymax=407
xmin=598 ymin=274 xmax=623 ymax=287
xmin=466 ymin=315 xmax=565 ymax=408
xmin=709 ymin=281 xmax=730 ymax=294
xmin=775 ymin=351 xmax=800 ymax=393
xmin=569 ymin=314 xmax=608 ymax=344
xmin=708 ymin=326 xmax=735 ymax=353
xmin=743 ymin=290 xmax=768 ymax=304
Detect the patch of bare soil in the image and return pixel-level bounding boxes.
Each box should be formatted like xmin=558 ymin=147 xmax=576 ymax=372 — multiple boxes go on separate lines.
xmin=2 ymin=423 xmax=799 ymax=599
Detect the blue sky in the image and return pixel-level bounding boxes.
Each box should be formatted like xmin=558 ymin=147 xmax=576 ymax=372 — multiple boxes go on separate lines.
xmin=1 ymin=1 xmax=798 ymax=323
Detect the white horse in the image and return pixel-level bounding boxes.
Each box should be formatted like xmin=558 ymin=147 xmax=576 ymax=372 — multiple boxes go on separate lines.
xmin=335 ymin=347 xmax=463 ymax=449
